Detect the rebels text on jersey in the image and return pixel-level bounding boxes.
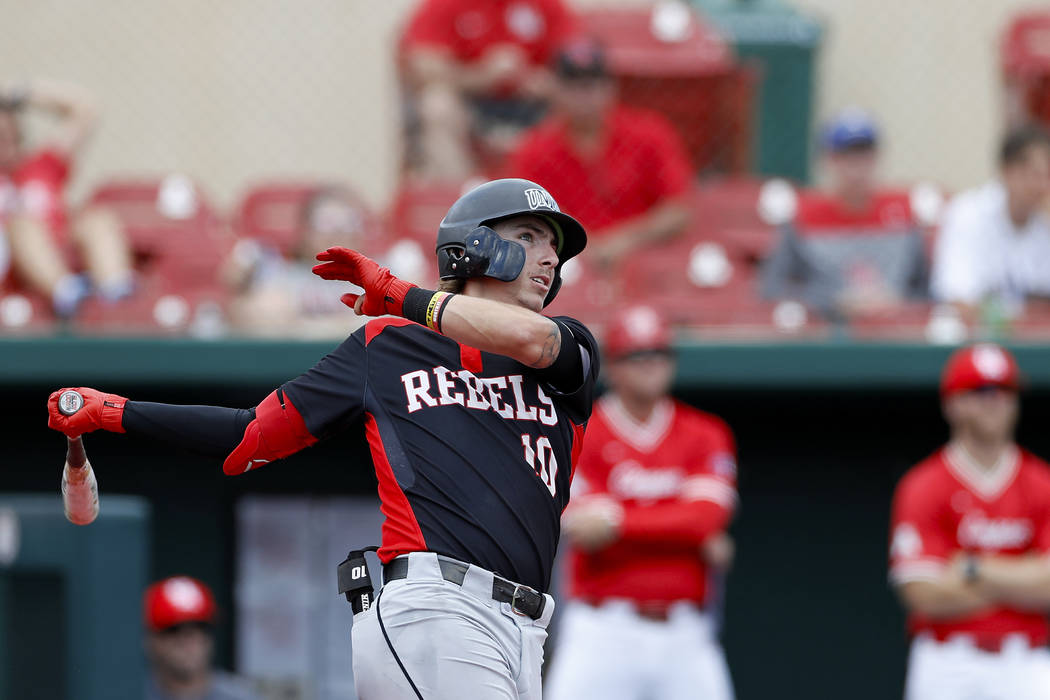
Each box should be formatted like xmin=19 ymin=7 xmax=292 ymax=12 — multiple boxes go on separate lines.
xmin=282 ymin=316 xmax=599 ymax=592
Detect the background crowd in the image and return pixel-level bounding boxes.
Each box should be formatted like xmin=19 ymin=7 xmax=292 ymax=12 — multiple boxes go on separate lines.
xmin=2 ymin=0 xmax=1049 ymax=343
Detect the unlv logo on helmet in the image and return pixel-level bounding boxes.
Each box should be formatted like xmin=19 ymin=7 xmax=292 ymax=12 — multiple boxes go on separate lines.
xmin=524 ymin=188 xmax=559 ymax=212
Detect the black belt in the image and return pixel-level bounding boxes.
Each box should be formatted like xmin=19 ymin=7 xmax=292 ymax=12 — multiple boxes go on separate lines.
xmin=383 ymin=556 xmax=547 ymax=621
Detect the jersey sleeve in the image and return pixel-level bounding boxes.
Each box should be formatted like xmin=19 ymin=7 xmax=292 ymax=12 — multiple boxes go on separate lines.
xmin=280 ymin=329 xmax=368 ymax=439
xmin=616 ymin=415 xmax=737 ymax=546
xmin=536 ymin=316 xmax=599 ymax=420
xmin=889 ymin=472 xmax=954 ymax=585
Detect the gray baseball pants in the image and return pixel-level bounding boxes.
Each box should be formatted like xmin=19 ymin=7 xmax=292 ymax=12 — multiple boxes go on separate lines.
xmin=351 ymin=552 xmax=555 ymax=700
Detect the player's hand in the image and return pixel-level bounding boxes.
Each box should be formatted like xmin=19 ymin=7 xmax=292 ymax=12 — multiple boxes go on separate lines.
xmin=312 ymin=247 xmax=418 ymax=318
xmin=701 ymin=533 xmax=735 ymax=572
xmin=47 ymin=387 xmax=127 ymax=438
xmin=562 ymin=496 xmax=623 ymax=551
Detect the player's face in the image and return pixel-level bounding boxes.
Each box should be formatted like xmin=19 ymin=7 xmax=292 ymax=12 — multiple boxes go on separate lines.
xmin=485 ymin=215 xmax=560 ymax=312
xmin=1002 ymin=144 xmax=1050 ymax=219
xmin=607 ymin=350 xmax=675 ymax=403
xmin=945 ymin=387 xmax=1019 ymax=443
xmin=0 ymin=111 xmax=20 ymax=173
xmin=146 ymin=623 xmax=214 ymax=681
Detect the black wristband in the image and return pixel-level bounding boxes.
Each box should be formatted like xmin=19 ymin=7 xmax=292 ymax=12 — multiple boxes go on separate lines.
xmin=402 ymin=287 xmax=437 ymax=327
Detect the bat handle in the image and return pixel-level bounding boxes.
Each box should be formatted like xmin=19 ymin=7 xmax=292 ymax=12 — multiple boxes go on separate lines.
xmin=66 ymin=435 xmax=87 ymax=469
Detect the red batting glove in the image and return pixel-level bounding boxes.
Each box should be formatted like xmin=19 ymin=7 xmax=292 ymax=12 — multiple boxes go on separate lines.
xmin=47 ymin=387 xmax=127 ymax=438
xmin=312 ymin=247 xmax=417 ymax=317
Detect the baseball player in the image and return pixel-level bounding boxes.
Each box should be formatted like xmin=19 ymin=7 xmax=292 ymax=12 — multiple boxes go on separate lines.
xmin=545 ymin=305 xmax=737 ymax=700
xmin=144 ymin=576 xmax=260 ymax=700
xmin=889 ymin=343 xmax=1050 ymax=699
xmin=46 ymin=178 xmax=599 ymax=700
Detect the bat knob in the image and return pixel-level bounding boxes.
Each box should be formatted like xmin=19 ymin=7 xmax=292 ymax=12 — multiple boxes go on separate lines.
xmin=58 ymin=390 xmax=84 ymax=416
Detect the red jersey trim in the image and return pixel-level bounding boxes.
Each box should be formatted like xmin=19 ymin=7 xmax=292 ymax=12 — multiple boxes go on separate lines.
xmin=459 ymin=345 xmax=483 ymax=374
xmin=597 ymin=395 xmax=675 ymax=453
xmin=943 ymin=444 xmax=1021 ymax=502
xmin=365 ymin=317 xmax=418 ymax=346
xmin=364 ymin=413 xmax=427 ymax=563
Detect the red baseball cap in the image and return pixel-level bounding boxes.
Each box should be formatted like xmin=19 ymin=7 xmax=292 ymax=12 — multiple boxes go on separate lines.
xmin=940 ymin=343 xmax=1021 ymax=397
xmin=604 ymin=305 xmax=672 ymax=360
xmin=144 ymin=576 xmax=217 ymax=630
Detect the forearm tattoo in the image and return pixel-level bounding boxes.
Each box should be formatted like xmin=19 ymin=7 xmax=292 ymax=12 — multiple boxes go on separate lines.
xmin=530 ymin=321 xmax=561 ymax=368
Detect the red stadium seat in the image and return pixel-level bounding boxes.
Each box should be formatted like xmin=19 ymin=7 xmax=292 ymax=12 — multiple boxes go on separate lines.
xmin=82 ymin=177 xmax=233 ymax=331
xmin=386 ymin=180 xmax=469 ymax=251
xmin=689 ymin=178 xmax=775 ymax=261
xmin=233 ymin=182 xmax=321 ymax=256
xmin=580 ymin=7 xmax=757 ymax=174
xmin=72 ymin=276 xmax=231 ymax=336
xmin=87 ymin=177 xmax=224 ymax=257
xmin=233 ymin=182 xmax=385 ymax=257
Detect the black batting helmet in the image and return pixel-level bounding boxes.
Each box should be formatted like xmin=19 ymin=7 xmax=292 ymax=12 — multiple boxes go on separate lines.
xmin=436 ymin=179 xmax=587 ymax=307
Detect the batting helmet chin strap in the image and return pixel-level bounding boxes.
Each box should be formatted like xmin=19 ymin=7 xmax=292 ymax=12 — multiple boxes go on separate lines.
xmin=441 ymin=226 xmax=526 ymax=282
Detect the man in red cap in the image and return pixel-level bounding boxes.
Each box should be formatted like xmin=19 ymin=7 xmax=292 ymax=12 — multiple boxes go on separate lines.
xmin=889 ymin=344 xmax=1050 ymax=699
xmin=545 ymin=305 xmax=737 ymax=700
xmin=144 ymin=576 xmax=260 ymax=700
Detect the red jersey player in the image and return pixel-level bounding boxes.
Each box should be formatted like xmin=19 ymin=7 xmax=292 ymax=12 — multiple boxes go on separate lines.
xmin=545 ymin=305 xmax=736 ymax=700
xmin=890 ymin=343 xmax=1050 ymax=700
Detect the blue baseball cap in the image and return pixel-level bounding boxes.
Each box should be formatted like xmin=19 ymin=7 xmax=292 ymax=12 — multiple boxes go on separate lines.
xmin=822 ymin=107 xmax=879 ymax=152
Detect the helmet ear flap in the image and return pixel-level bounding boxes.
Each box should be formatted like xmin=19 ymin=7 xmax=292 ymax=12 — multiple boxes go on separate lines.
xmin=466 ymin=226 xmax=527 ymax=281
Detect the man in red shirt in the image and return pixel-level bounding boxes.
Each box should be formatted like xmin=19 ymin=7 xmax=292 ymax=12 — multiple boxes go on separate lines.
xmin=889 ymin=344 xmax=1050 ymax=699
xmin=506 ymin=38 xmax=693 ymax=270
xmin=399 ymin=0 xmax=577 ymax=181
xmin=760 ymin=107 xmax=929 ymax=322
xmin=1 ymin=80 xmax=133 ymax=317
xmin=545 ymin=305 xmax=736 ymax=700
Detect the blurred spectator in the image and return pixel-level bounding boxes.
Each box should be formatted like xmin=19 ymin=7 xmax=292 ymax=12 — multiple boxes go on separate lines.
xmin=546 ymin=306 xmax=736 ymax=700
xmin=931 ymin=126 xmax=1050 ymax=324
xmin=225 ymin=185 xmax=423 ymax=337
xmin=1 ymin=79 xmax=134 ymax=317
xmin=506 ymin=38 xmax=692 ymax=270
xmin=761 ymin=108 xmax=928 ymax=322
xmin=399 ymin=0 xmax=577 ymax=182
xmin=144 ymin=576 xmax=260 ymax=700
xmin=889 ymin=344 xmax=1050 ymax=699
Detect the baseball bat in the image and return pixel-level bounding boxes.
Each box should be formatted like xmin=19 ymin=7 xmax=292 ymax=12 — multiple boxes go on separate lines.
xmin=57 ymin=390 xmax=100 ymax=525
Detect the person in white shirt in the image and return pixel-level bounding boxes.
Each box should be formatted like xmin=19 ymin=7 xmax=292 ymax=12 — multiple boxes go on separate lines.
xmin=931 ymin=127 xmax=1050 ymax=321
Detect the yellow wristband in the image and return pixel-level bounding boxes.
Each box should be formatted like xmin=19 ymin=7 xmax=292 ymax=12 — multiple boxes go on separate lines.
xmin=425 ymin=292 xmax=450 ymax=331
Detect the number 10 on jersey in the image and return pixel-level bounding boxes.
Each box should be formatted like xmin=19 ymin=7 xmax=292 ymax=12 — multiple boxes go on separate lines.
xmin=521 ymin=434 xmax=558 ymax=496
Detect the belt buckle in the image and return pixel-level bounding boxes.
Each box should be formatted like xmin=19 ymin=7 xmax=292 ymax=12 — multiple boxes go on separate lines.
xmin=511 ymin=583 xmax=539 ymax=617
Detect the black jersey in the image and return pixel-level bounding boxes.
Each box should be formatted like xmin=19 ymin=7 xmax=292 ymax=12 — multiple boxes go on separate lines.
xmin=281 ymin=317 xmax=598 ymax=592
